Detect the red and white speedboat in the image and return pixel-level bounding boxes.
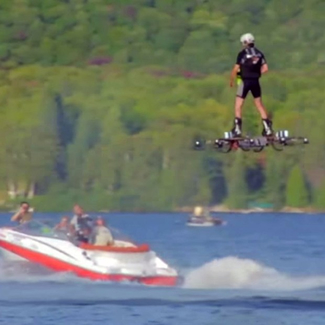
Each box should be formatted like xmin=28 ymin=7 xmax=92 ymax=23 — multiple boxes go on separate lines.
xmin=0 ymin=221 xmax=178 ymax=286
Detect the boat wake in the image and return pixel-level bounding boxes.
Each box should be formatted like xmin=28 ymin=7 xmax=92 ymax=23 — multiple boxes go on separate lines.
xmin=2 ymin=255 xmax=325 ymax=312
xmin=2 ymin=254 xmax=325 ymax=293
xmin=0 ymin=259 xmax=82 ymax=283
xmin=183 ymin=256 xmax=325 ymax=291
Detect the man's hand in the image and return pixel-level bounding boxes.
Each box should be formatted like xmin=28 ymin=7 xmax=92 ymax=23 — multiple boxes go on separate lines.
xmin=230 ymin=64 xmax=239 ymax=88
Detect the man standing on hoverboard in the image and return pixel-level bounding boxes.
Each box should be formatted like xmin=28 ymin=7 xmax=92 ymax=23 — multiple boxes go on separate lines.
xmin=229 ymin=33 xmax=273 ymax=137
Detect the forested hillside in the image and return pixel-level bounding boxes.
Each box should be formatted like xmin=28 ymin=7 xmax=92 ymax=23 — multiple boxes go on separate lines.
xmin=0 ymin=0 xmax=324 ymax=211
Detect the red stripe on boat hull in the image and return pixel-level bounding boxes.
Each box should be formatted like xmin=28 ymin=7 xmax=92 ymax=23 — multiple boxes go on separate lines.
xmin=0 ymin=240 xmax=177 ymax=287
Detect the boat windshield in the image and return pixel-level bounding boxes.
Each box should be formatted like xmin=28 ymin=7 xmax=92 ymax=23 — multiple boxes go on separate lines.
xmin=13 ymin=220 xmax=70 ymax=241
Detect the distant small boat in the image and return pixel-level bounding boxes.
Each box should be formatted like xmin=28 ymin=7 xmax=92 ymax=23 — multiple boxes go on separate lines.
xmin=186 ymin=216 xmax=224 ymax=227
xmin=186 ymin=206 xmax=225 ymax=227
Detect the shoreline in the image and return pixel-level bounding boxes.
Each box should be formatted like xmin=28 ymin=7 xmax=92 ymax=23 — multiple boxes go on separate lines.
xmin=176 ymin=205 xmax=325 ymax=214
xmin=1 ymin=206 xmax=325 ymax=215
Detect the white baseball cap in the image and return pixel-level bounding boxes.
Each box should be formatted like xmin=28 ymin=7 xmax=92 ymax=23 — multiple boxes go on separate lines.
xmin=240 ymin=33 xmax=255 ymax=44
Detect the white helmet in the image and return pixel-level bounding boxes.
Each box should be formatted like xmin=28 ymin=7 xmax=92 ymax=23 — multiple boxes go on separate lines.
xmin=240 ymin=33 xmax=255 ymax=45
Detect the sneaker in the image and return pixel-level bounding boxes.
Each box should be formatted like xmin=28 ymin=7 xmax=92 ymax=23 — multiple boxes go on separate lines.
xmin=262 ymin=119 xmax=273 ymax=136
xmin=231 ymin=118 xmax=242 ymax=137
xmin=231 ymin=128 xmax=242 ymax=137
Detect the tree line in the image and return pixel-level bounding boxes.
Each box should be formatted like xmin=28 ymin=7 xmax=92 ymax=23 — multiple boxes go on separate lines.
xmin=0 ymin=0 xmax=324 ymax=211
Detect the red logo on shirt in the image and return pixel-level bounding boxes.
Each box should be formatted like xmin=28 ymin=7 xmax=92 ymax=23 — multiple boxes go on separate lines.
xmin=252 ymin=56 xmax=260 ymax=64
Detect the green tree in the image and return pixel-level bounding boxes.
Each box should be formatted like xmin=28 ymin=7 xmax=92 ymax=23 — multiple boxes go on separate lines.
xmin=263 ymin=154 xmax=287 ymax=209
xmin=314 ymin=182 xmax=325 ymax=210
xmin=285 ymin=165 xmax=309 ymax=208
xmin=226 ymin=152 xmax=248 ymax=209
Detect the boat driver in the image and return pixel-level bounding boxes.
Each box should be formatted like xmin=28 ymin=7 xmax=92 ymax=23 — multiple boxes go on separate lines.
xmin=11 ymin=201 xmax=33 ymax=224
xmin=70 ymin=204 xmax=93 ymax=243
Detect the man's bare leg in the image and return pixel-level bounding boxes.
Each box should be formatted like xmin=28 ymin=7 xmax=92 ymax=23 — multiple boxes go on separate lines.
xmin=254 ymin=97 xmax=268 ymax=119
xmin=254 ymin=97 xmax=273 ymax=135
xmin=231 ymin=96 xmax=245 ymax=136
xmin=235 ymin=96 xmax=245 ymax=119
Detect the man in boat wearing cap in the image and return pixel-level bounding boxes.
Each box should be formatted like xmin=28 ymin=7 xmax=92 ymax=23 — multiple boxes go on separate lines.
xmin=229 ymin=33 xmax=274 ymax=137
xmin=11 ymin=201 xmax=33 ymax=224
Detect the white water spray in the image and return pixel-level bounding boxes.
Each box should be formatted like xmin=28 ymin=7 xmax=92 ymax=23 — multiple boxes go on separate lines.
xmin=2 ymin=254 xmax=325 ymax=291
xmin=183 ymin=256 xmax=325 ymax=291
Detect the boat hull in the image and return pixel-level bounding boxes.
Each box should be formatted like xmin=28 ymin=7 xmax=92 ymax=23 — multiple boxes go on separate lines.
xmin=0 ymin=229 xmax=178 ymax=287
xmin=186 ymin=217 xmax=225 ymax=227
xmin=186 ymin=221 xmax=215 ymax=227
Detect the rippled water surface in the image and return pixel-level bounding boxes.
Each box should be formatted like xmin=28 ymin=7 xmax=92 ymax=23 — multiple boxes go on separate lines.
xmin=1 ymin=212 xmax=325 ymax=325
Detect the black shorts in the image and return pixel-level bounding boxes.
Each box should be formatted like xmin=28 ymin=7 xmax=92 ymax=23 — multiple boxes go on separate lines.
xmin=236 ymin=79 xmax=261 ymax=99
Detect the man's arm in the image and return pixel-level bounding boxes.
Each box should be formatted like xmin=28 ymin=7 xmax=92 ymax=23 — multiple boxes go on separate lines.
xmin=230 ymin=64 xmax=240 ymax=87
xmin=230 ymin=52 xmax=242 ymax=87
xmin=69 ymin=216 xmax=77 ymax=234
xmin=261 ymin=63 xmax=268 ymax=74
xmin=11 ymin=210 xmax=22 ymax=222
xmin=261 ymin=53 xmax=268 ymax=74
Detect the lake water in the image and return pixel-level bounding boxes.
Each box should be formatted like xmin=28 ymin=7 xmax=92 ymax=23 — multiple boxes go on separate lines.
xmin=1 ymin=212 xmax=325 ymax=325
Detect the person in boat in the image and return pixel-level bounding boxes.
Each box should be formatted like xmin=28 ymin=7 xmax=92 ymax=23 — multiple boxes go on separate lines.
xmin=11 ymin=201 xmax=33 ymax=224
xmin=190 ymin=206 xmax=214 ymax=223
xmin=229 ymin=33 xmax=273 ymax=137
xmin=193 ymin=206 xmax=204 ymax=219
xmin=90 ymin=216 xmax=114 ymax=246
xmin=54 ymin=216 xmax=71 ymax=235
xmin=70 ymin=204 xmax=93 ymax=243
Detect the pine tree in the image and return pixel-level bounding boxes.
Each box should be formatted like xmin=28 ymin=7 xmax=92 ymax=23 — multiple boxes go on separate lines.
xmin=264 ymin=155 xmax=285 ymax=210
xmin=314 ymin=182 xmax=325 ymax=210
xmin=226 ymin=152 xmax=248 ymax=209
xmin=285 ymin=165 xmax=309 ymax=208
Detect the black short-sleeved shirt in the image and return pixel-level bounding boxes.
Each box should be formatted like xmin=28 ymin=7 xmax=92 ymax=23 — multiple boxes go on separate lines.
xmin=236 ymin=47 xmax=266 ymax=80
